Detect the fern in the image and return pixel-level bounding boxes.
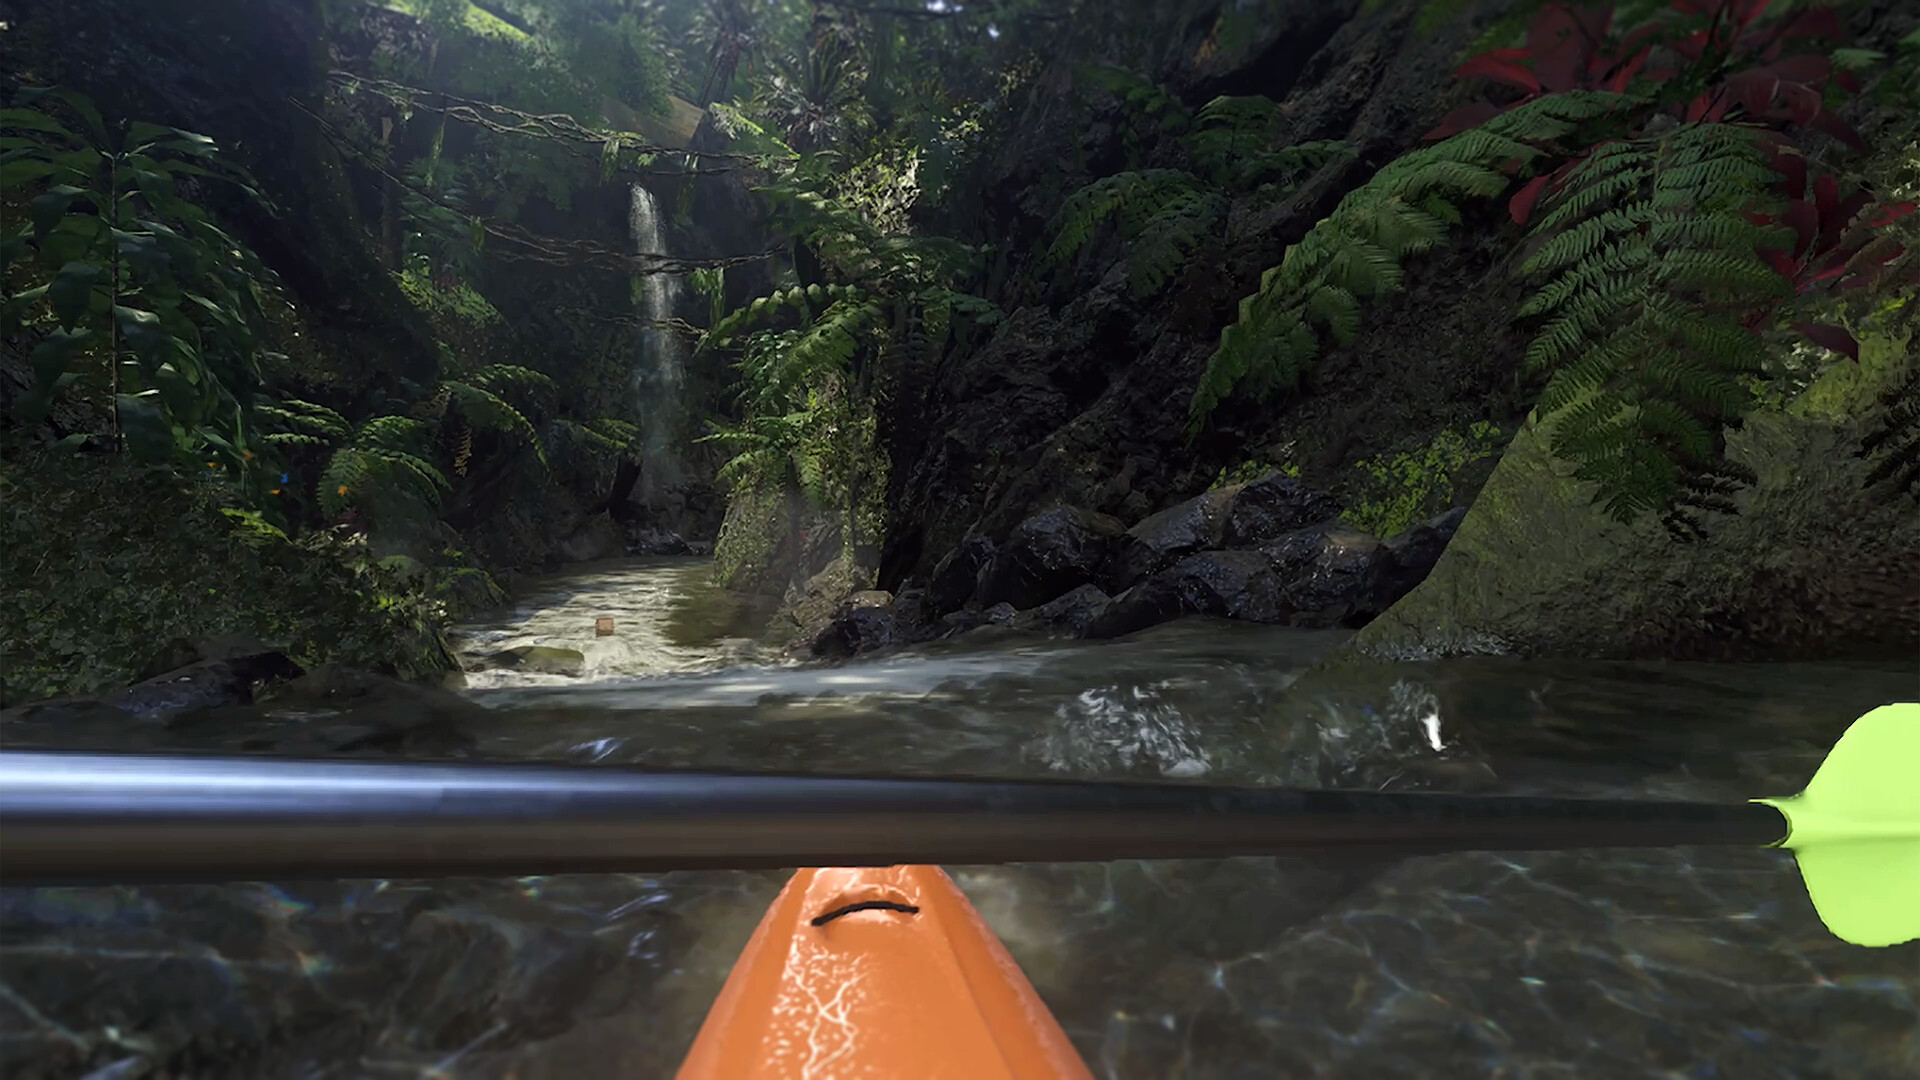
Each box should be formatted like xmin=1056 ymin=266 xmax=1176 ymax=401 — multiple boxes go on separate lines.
xmin=1861 ymin=365 xmax=1920 ymax=497
xmin=1044 ymin=98 xmax=1345 ymax=299
xmin=1514 ymin=122 xmax=1788 ymax=523
xmin=702 ymin=283 xmax=867 ymax=350
xmin=444 ymin=380 xmax=544 ymax=463
xmin=736 ymin=297 xmax=881 ymax=413
xmin=1191 ymin=90 xmax=1633 ymax=428
xmin=258 ymin=398 xmax=352 ymax=441
xmin=1044 ymin=169 xmax=1203 ymax=271
xmin=319 ymin=413 xmax=449 ymax=522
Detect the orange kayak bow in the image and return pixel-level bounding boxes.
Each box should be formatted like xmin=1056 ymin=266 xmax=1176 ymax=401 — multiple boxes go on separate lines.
xmin=677 ymin=865 xmax=1094 ymax=1079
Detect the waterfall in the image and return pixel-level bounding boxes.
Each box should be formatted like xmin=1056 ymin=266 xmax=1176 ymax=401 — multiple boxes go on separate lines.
xmin=629 ymin=182 xmax=686 ymax=505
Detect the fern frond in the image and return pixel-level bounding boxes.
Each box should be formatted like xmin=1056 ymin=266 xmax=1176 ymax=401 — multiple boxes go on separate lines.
xmin=1191 ymin=89 xmax=1640 ymax=432
xmin=258 ymin=398 xmax=351 ymax=440
xmin=467 ymin=364 xmax=554 ymax=394
xmin=446 ymin=379 xmax=544 ymax=463
xmin=1514 ymin=121 xmax=1787 ymax=522
xmin=1044 ymin=169 xmax=1202 ymax=268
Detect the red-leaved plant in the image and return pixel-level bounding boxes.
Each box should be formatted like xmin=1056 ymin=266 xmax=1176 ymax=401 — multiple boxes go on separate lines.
xmin=1429 ymin=0 xmax=1914 ymax=357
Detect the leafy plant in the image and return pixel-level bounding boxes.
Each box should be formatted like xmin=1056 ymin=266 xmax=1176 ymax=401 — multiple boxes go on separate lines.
xmin=2 ymin=88 xmax=283 ymax=500
xmin=0 ymin=454 xmax=460 ymax=706
xmin=1192 ymin=0 xmax=1917 ymax=526
xmin=698 ymin=132 xmax=999 ymax=587
xmin=1045 ymin=84 xmax=1347 ymax=298
xmin=261 ymin=363 xmax=554 ymax=538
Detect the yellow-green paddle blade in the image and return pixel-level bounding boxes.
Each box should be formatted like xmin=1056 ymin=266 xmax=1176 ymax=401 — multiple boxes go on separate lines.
xmin=1754 ymin=702 xmax=1920 ymax=948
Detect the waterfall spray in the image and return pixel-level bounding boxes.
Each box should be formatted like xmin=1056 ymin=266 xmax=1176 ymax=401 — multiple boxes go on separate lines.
xmin=629 ymin=183 xmax=687 ymax=505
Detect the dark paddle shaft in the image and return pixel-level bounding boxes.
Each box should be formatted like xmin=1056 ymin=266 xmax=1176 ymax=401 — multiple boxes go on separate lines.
xmin=0 ymin=750 xmax=1791 ymax=884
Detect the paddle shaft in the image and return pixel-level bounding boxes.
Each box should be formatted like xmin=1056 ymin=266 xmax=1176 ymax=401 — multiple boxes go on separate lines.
xmin=0 ymin=750 xmax=1791 ymax=884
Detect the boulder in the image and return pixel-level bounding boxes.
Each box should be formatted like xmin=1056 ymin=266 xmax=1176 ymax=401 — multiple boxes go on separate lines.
xmin=1013 ymin=583 xmax=1113 ymax=636
xmin=982 ymin=602 xmax=1019 ymax=625
xmin=1268 ymin=526 xmax=1389 ymax=628
xmin=1108 ymin=488 xmax=1236 ymax=590
xmin=927 ymin=533 xmax=997 ymax=612
xmin=1349 ymin=355 xmax=1920 ymax=661
xmin=1366 ymin=506 xmax=1469 ymax=610
xmin=783 ymin=553 xmax=875 ymax=648
xmin=977 ymin=506 xmax=1127 ymax=610
xmin=627 ymin=527 xmax=693 ymax=556
xmin=244 ymin=665 xmax=484 ymax=756
xmin=1222 ymin=472 xmax=1340 ymax=548
xmin=559 ymin=512 xmax=625 ymax=562
xmin=1086 ymin=550 xmax=1287 ymax=639
xmin=488 ymin=645 xmax=587 ymax=677
xmin=811 ymin=605 xmax=900 ymax=659
xmin=100 ymin=649 xmax=305 ymax=724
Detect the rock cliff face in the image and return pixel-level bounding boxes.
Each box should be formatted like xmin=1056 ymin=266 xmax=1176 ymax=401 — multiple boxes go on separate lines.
xmin=878 ymin=0 xmax=1533 ymax=595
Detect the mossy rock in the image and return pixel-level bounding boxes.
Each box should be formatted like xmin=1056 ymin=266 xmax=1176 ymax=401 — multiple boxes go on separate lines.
xmin=1349 ymin=336 xmax=1920 ymax=663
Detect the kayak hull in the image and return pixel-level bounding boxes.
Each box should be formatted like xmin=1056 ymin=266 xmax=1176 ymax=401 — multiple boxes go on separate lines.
xmin=676 ymin=865 xmax=1093 ymax=1079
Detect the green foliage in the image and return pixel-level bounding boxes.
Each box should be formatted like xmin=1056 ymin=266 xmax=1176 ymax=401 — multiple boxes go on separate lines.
xmin=396 ymin=259 xmax=501 ymax=324
xmin=700 ymin=130 xmax=999 ymax=587
xmin=0 ymin=455 xmax=460 ymax=706
xmin=1515 ymin=123 xmax=1787 ymax=521
xmin=1044 ymin=170 xmax=1222 ymax=297
xmin=1193 ymin=90 xmax=1633 ymax=426
xmin=260 ymin=363 xmax=553 ymax=537
xmin=1045 ymin=82 xmax=1346 ymax=297
xmin=1345 ymin=422 xmax=1505 ymax=538
xmin=1 ymin=88 xmax=284 ymax=502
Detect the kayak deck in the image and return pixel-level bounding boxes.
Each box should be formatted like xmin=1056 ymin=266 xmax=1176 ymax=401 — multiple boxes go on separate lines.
xmin=677 ymin=865 xmax=1093 ymax=1079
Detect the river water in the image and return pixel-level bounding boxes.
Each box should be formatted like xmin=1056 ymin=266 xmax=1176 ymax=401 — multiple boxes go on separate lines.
xmin=2 ymin=559 xmax=1916 ymax=1078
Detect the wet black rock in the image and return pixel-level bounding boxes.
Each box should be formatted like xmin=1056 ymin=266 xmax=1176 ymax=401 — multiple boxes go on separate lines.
xmin=1086 ymin=550 xmax=1286 ymax=639
xmin=1367 ymin=506 xmax=1470 ymax=609
xmin=240 ymin=665 xmax=484 ymax=756
xmin=558 ymin=512 xmax=624 ymax=562
xmin=626 ymin=527 xmax=694 ymax=556
xmin=1108 ymin=488 xmax=1236 ymax=591
xmin=1012 ymin=583 xmax=1113 ymax=636
xmin=1 ymin=643 xmax=305 ymax=730
xmin=1221 ymin=472 xmax=1340 ymax=548
xmin=1249 ymin=522 xmax=1386 ymax=626
xmin=488 ymin=645 xmax=588 ymax=677
xmin=927 ymin=533 xmax=997 ymax=612
xmin=976 ymin=506 xmax=1127 ymax=610
xmin=810 ymin=591 xmax=904 ymax=659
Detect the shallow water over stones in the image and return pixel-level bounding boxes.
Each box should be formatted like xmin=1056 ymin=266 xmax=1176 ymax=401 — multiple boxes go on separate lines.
xmin=2 ymin=560 xmax=1915 ymax=1079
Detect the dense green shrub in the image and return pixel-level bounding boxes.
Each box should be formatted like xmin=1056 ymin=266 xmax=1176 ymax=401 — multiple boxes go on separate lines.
xmin=0 ymin=454 xmax=469 ymax=706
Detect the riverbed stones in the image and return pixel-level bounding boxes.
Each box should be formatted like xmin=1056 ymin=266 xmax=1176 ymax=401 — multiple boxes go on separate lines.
xmin=1087 ymin=550 xmax=1287 ymax=639
xmin=3 ymin=645 xmax=308 ymax=727
xmin=976 ymin=505 xmax=1127 ymax=610
xmin=1366 ymin=506 xmax=1469 ymax=611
